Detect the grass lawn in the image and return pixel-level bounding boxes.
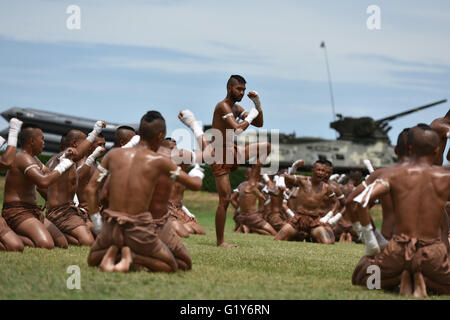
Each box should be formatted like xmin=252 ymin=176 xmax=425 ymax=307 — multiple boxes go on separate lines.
xmin=0 ymin=185 xmax=448 ymax=300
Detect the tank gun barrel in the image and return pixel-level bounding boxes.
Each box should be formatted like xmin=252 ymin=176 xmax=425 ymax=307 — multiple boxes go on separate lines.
xmin=375 ymin=99 xmax=447 ymax=124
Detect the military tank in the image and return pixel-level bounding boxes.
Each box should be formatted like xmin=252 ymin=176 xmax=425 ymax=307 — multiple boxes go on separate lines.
xmin=269 ymin=99 xmax=447 ymax=171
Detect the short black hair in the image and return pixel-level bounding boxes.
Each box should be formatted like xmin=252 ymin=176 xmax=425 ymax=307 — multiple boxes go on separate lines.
xmin=19 ymin=123 xmax=41 ymax=147
xmin=396 ymin=128 xmax=410 ymax=157
xmin=165 ymin=137 xmax=176 ymax=142
xmin=60 ymin=131 xmax=69 ymax=151
xmin=227 ymin=75 xmax=246 ymax=87
xmin=117 ymin=125 xmax=136 ymax=133
xmin=407 ymin=124 xmax=439 ymax=157
xmin=139 ymin=111 xmax=166 ymax=142
xmin=314 ymin=159 xmax=333 ymax=167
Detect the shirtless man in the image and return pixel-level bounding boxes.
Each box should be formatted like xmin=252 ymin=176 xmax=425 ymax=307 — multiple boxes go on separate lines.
xmin=333 ymin=171 xmax=362 ymax=243
xmin=232 ymin=164 xmax=276 ymax=236
xmin=168 ymin=169 xmax=206 ymax=236
xmin=45 ymin=122 xmax=105 ymax=246
xmin=346 ymin=129 xmax=411 ymax=255
xmin=429 ymin=109 xmax=450 ymax=165
xmin=201 ymin=75 xmax=267 ymax=247
xmin=352 ymin=124 xmax=450 ymax=297
xmin=264 ymin=170 xmax=290 ymax=232
xmin=112 ymin=125 xmax=136 ymax=148
xmin=86 ymin=111 xmax=203 ymax=273
xmin=76 ymin=135 xmax=106 ymax=234
xmin=0 ymin=118 xmax=27 ymax=251
xmin=274 ymin=160 xmax=337 ymax=244
xmin=2 ymin=124 xmax=75 ymax=249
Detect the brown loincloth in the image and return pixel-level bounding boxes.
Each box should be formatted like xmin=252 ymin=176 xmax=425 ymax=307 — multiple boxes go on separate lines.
xmin=167 ymin=201 xmax=198 ymax=224
xmin=0 ymin=217 xmax=13 ymax=237
xmin=91 ymin=209 xmax=163 ymax=261
xmin=234 ymin=211 xmax=267 ymax=229
xmin=352 ymin=234 xmax=450 ymax=293
xmin=78 ymin=202 xmax=92 ymax=222
xmin=288 ymin=211 xmax=328 ymax=235
xmin=210 ymin=144 xmax=239 ymax=177
xmin=264 ymin=211 xmax=287 ymax=232
xmin=333 ymin=219 xmax=359 ymax=242
xmin=2 ymin=201 xmax=45 ymax=231
xmin=46 ymin=202 xmax=88 ymax=234
xmin=152 ymin=212 xmax=188 ymax=259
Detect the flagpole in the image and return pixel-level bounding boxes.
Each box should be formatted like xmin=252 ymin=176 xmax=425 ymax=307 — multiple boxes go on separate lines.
xmin=320 ymin=41 xmax=336 ymax=122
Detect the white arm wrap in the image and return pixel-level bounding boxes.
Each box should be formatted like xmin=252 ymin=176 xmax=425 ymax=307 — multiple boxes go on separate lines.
xmin=188 ymin=165 xmax=204 ymax=180
xmin=24 ymin=164 xmax=39 ymax=175
xmin=170 ymin=166 xmax=182 ymax=181
xmin=122 ymin=135 xmax=140 ymax=148
xmin=54 ymin=158 xmax=74 ymax=175
xmin=85 ymin=146 xmax=104 ymax=167
xmin=244 ymin=108 xmax=259 ymax=125
xmin=96 ymin=164 xmax=109 ymax=182
xmin=285 ymin=208 xmax=295 ymax=217
xmin=181 ymin=205 xmax=196 ymax=218
xmin=7 ymin=118 xmax=23 ymax=147
xmin=222 ymin=113 xmax=233 ymax=120
xmin=319 ymin=211 xmax=334 ymax=224
xmin=363 ymin=159 xmax=375 ymax=173
xmin=90 ymin=212 xmax=103 ymax=235
xmin=262 ymin=174 xmax=270 ymax=183
xmin=87 ymin=121 xmax=104 ymax=143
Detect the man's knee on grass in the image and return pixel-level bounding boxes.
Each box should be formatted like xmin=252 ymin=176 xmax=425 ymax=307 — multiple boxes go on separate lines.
xmin=312 ymin=226 xmax=335 ymax=244
xmin=274 ymin=224 xmax=297 ymax=240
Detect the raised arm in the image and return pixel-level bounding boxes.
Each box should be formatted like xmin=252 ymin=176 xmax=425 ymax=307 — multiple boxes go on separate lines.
xmin=72 ymin=121 xmax=106 ymax=161
xmin=0 ymin=118 xmax=23 ymax=169
xmin=18 ymin=154 xmax=74 ymax=189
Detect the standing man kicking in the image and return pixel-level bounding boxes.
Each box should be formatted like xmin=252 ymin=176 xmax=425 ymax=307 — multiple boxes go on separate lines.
xmin=208 ymin=75 xmax=267 ymax=247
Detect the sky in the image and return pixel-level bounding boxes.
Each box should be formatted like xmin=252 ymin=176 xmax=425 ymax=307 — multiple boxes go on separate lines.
xmin=0 ymin=0 xmax=449 ymax=159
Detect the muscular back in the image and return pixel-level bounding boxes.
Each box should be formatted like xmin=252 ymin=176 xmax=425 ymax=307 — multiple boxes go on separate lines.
xmin=105 ymin=147 xmax=174 ymax=215
xmin=386 ymin=165 xmax=450 ymax=239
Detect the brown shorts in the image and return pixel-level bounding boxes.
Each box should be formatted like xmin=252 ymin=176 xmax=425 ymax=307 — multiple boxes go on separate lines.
xmin=234 ymin=211 xmax=267 ymax=229
xmin=46 ymin=202 xmax=88 ymax=234
xmin=288 ymin=212 xmax=327 ymax=235
xmin=152 ymin=212 xmax=188 ymax=259
xmin=352 ymin=234 xmax=450 ymax=293
xmin=2 ymin=201 xmax=45 ymax=231
xmin=0 ymin=217 xmax=13 ymax=237
xmin=167 ymin=201 xmax=198 ymax=224
xmin=91 ymin=209 xmax=163 ymax=261
xmin=265 ymin=211 xmax=287 ymax=232
xmin=210 ymin=144 xmax=239 ymax=177
xmin=333 ymin=219 xmax=358 ymax=242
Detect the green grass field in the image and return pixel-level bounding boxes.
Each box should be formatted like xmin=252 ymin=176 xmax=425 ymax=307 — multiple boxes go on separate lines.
xmin=0 ymin=186 xmax=448 ymax=300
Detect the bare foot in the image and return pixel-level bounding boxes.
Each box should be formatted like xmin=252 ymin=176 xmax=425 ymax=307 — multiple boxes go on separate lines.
xmin=399 ymin=270 xmax=412 ymax=297
xmin=339 ymin=233 xmax=346 ymax=243
xmin=99 ymin=245 xmax=119 ymax=272
xmin=346 ymin=233 xmax=353 ymax=243
xmin=114 ymin=247 xmax=133 ymax=273
xmin=242 ymin=225 xmax=250 ymax=234
xmin=413 ymin=272 xmax=428 ymax=298
xmin=217 ymin=242 xmax=237 ymax=248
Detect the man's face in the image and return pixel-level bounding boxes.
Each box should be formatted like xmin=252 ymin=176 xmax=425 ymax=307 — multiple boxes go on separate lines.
xmin=229 ymin=82 xmax=246 ymax=102
xmin=167 ymin=139 xmax=177 ymax=150
xmin=92 ymin=137 xmax=106 ymax=157
xmin=33 ymin=129 xmax=45 ymax=155
xmin=312 ymin=163 xmax=329 ymax=181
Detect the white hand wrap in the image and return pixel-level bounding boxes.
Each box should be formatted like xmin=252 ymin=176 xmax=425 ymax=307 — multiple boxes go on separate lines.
xmin=285 ymin=208 xmax=295 ymax=217
xmin=0 ymin=136 xmax=5 ymax=148
xmin=363 ymin=159 xmax=375 ymax=173
xmin=329 ymin=174 xmax=339 ymax=181
xmin=276 ymin=176 xmax=286 ymax=189
xmin=447 ymin=131 xmax=450 ymax=139
xmin=188 ymin=165 xmax=204 ymax=180
xmin=362 ymin=224 xmax=380 ymax=256
xmin=262 ymin=186 xmax=269 ymax=194
xmin=288 ymin=159 xmax=303 ymax=174
xmin=319 ymin=211 xmax=334 ymax=224
xmin=248 ymin=91 xmax=261 ymax=111
xmin=54 ymin=157 xmax=74 ymax=175
xmin=179 ymin=109 xmax=203 ymax=138
xmin=337 ymin=174 xmax=346 ymax=184
xmin=328 ymin=213 xmax=342 ymax=226
xmin=122 ymin=135 xmax=140 ymax=148
xmin=262 ymin=173 xmax=270 ymax=183
xmin=96 ymin=164 xmax=109 ymax=182
xmin=244 ymin=108 xmax=259 ymax=125
xmin=90 ymin=212 xmax=103 ymax=236
xmin=85 ymin=146 xmax=104 ymax=167
xmin=7 ymin=118 xmax=23 ymax=147
xmin=264 ymin=198 xmax=271 ymax=206
xmin=73 ymin=194 xmax=80 ymax=207
xmin=182 ymin=205 xmax=196 ymax=218
xmin=87 ymin=121 xmax=104 ymax=143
